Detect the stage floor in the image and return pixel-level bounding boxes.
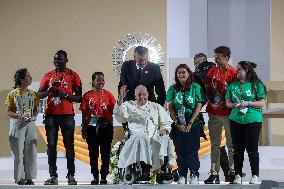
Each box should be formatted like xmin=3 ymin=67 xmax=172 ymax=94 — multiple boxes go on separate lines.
xmin=0 ymin=146 xmax=284 ymax=186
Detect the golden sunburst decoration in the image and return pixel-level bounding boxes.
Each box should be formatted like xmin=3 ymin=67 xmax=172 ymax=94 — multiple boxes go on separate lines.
xmin=112 ymin=32 xmax=165 ymax=76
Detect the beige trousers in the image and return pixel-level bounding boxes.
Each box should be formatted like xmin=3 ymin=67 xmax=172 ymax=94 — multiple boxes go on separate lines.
xmin=9 ymin=122 xmax=37 ymax=182
xmin=208 ymin=114 xmax=234 ymax=175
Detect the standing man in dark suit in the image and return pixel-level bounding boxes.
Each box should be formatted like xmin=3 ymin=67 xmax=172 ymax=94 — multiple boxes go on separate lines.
xmin=118 ymin=46 xmax=166 ymax=106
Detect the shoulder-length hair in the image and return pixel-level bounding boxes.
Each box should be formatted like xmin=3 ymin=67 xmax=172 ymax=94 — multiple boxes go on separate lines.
xmin=174 ymin=64 xmax=193 ymax=92
xmin=14 ymin=68 xmax=28 ymax=89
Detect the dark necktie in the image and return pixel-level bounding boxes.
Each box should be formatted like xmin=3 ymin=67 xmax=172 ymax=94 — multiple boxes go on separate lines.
xmin=137 ymin=68 xmax=143 ymax=83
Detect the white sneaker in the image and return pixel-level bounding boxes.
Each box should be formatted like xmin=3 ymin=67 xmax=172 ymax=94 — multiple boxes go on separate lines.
xmin=189 ymin=174 xmax=199 ymax=185
xmin=177 ymin=176 xmax=186 ymax=184
xmin=233 ymin=174 xmax=242 ymax=184
xmin=249 ymin=175 xmax=259 ymax=184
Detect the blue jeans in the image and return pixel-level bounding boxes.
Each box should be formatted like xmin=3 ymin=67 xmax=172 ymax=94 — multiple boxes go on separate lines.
xmin=173 ymin=126 xmax=200 ymax=177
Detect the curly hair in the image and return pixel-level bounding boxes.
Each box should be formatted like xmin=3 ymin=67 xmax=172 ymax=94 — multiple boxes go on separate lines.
xmin=14 ymin=68 xmax=28 ymax=89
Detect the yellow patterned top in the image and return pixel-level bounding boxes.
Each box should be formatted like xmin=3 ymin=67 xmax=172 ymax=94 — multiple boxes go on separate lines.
xmin=5 ymin=88 xmax=40 ymax=114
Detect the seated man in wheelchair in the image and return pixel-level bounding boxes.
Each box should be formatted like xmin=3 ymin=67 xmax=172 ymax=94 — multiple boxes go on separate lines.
xmin=114 ymin=85 xmax=175 ymax=183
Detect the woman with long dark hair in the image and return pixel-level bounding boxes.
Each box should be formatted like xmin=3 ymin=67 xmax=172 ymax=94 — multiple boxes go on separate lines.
xmin=226 ymin=61 xmax=267 ymax=184
xmin=5 ymin=68 xmax=39 ymax=185
xmin=166 ymin=64 xmax=205 ymax=184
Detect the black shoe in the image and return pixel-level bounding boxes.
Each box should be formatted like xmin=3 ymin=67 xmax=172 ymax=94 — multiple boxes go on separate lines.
xmin=67 ymin=175 xmax=77 ymax=185
xmin=25 ymin=180 xmax=35 ymax=185
xmin=44 ymin=176 xmax=58 ymax=185
xmin=225 ymin=175 xmax=231 ymax=182
xmin=225 ymin=174 xmax=236 ymax=183
xmin=100 ymin=179 xmax=107 ymax=185
xmin=204 ymin=174 xmax=220 ymax=184
xmin=91 ymin=178 xmax=99 ymax=185
xmin=17 ymin=179 xmax=25 ymax=185
xmin=91 ymin=175 xmax=99 ymax=185
xmin=225 ymin=171 xmax=236 ymax=183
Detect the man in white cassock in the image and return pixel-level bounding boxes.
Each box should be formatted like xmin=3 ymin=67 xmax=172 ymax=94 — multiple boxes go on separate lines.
xmin=114 ymin=85 xmax=175 ymax=173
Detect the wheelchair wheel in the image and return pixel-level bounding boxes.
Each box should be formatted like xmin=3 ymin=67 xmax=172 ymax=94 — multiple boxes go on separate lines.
xmin=172 ymin=169 xmax=179 ymax=182
xmin=156 ymin=173 xmax=173 ymax=184
xmin=123 ymin=167 xmax=136 ymax=185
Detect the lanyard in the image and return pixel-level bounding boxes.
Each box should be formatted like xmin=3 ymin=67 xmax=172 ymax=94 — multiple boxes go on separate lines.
xmin=50 ymin=69 xmax=69 ymax=85
xmin=89 ymin=90 xmax=105 ymax=116
xmin=212 ymin=67 xmax=229 ymax=93
xmin=239 ymin=83 xmax=243 ymax=101
xmin=182 ymin=91 xmax=187 ymax=106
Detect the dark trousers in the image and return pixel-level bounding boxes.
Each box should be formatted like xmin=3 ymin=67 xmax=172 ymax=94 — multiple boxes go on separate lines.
xmin=86 ymin=125 xmax=113 ymax=179
xmin=220 ymin=145 xmax=230 ymax=176
xmin=44 ymin=115 xmax=75 ymax=177
xmin=173 ymin=126 xmax=200 ymax=177
xmin=230 ymin=120 xmax=262 ymax=176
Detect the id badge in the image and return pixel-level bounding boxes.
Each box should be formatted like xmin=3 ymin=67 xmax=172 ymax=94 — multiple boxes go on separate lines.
xmin=239 ymin=107 xmax=248 ymax=115
xmin=90 ymin=115 xmax=97 ymax=126
xmin=239 ymin=100 xmax=248 ymax=115
xmin=53 ymin=97 xmax=61 ymax=106
xmin=213 ymin=93 xmax=221 ymax=103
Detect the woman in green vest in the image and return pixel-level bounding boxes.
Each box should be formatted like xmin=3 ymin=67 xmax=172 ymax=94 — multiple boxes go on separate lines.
xmin=166 ymin=64 xmax=205 ymax=184
xmin=225 ymin=61 xmax=267 ymax=184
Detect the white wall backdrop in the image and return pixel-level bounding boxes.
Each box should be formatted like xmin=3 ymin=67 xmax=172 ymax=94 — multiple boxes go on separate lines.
xmin=167 ymin=0 xmax=270 ymax=83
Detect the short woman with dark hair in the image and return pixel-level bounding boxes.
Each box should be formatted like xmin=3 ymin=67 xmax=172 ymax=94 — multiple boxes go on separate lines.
xmin=166 ymin=64 xmax=205 ymax=184
xmin=5 ymin=68 xmax=39 ymax=185
xmin=226 ymin=61 xmax=267 ymax=184
xmin=80 ymin=72 xmax=116 ymax=185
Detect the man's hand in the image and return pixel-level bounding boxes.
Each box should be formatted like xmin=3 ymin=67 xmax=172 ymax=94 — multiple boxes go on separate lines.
xmin=54 ymin=89 xmax=66 ymax=98
xmin=119 ymin=85 xmax=128 ymax=99
xmin=47 ymin=81 xmax=63 ymax=95
xmin=117 ymin=85 xmax=128 ymax=105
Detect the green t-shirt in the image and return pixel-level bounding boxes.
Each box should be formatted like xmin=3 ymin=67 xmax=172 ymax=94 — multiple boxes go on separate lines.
xmin=166 ymin=82 xmax=205 ymax=127
xmin=225 ymin=81 xmax=266 ymax=124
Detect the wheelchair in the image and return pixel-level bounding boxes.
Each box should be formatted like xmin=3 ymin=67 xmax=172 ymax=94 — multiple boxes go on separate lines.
xmin=117 ymin=128 xmax=178 ymax=185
